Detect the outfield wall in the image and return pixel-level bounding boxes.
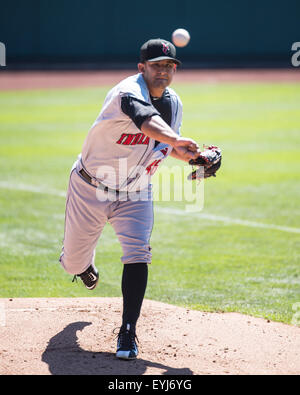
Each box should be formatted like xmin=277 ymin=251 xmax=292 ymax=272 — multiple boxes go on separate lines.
xmin=0 ymin=0 xmax=299 ymax=68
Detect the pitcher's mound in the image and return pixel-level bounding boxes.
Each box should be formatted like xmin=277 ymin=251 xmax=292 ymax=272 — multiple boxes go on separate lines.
xmin=0 ymin=297 xmax=299 ymax=375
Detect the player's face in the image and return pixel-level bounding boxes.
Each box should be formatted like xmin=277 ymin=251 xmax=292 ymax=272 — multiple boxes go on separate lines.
xmin=138 ymin=60 xmax=176 ymax=95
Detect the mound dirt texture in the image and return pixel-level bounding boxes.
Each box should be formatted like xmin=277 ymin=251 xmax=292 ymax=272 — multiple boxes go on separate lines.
xmin=0 ymin=297 xmax=299 ymax=375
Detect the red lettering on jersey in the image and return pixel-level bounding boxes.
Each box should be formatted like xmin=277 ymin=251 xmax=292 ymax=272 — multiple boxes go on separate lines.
xmin=122 ymin=134 xmax=135 ymax=145
xmin=116 ymin=133 xmax=128 ymax=144
xmin=132 ymin=133 xmax=142 ymax=145
xmin=116 ymin=132 xmax=150 ymax=146
xmin=142 ymin=136 xmax=150 ymax=145
xmin=160 ymin=148 xmax=168 ymax=156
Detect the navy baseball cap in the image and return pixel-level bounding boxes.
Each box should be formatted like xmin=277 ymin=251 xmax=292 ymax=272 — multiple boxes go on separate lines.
xmin=140 ymin=39 xmax=181 ymax=65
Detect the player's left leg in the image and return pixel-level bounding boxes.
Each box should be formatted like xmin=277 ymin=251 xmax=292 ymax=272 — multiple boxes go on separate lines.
xmin=109 ymin=191 xmax=153 ymax=359
xmin=116 ymin=262 xmax=148 ymax=359
xmin=109 ymin=196 xmax=153 ymax=265
xmin=121 ymin=263 xmax=148 ymax=332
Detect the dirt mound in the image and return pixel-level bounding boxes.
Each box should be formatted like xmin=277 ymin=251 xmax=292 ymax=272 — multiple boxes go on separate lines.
xmin=0 ymin=297 xmax=299 ymax=375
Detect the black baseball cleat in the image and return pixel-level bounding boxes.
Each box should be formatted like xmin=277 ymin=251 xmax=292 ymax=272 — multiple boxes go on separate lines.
xmin=72 ymin=265 xmax=99 ymax=290
xmin=115 ymin=324 xmax=139 ymax=360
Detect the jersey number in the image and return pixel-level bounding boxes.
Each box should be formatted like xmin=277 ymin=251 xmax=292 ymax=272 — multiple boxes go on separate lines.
xmin=146 ymin=160 xmax=162 ymax=175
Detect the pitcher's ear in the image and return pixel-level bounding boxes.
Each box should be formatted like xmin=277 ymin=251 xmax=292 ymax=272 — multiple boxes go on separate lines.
xmin=138 ymin=62 xmax=145 ymax=73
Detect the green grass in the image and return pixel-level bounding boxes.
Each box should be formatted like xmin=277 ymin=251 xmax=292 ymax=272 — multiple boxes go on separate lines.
xmin=0 ymin=81 xmax=299 ymax=325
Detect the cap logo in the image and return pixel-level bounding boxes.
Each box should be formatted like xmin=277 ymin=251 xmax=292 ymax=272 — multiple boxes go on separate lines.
xmin=162 ymin=42 xmax=170 ymax=55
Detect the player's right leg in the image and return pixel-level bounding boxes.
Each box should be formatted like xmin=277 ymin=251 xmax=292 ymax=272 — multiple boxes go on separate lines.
xmin=72 ymin=257 xmax=99 ymax=290
xmin=59 ymin=169 xmax=108 ymax=289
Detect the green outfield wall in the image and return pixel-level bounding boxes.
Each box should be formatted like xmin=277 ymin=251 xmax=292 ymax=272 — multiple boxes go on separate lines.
xmin=0 ymin=0 xmax=299 ymax=67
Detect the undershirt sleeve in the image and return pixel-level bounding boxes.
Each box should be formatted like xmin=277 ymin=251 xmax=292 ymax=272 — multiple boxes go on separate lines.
xmin=121 ymin=95 xmax=161 ymax=130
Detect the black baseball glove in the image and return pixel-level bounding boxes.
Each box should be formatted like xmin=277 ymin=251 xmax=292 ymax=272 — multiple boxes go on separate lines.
xmin=187 ymin=145 xmax=222 ymax=180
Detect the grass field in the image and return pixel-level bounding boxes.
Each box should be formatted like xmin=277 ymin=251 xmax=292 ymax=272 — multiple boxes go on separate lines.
xmin=0 ymin=81 xmax=299 ymax=325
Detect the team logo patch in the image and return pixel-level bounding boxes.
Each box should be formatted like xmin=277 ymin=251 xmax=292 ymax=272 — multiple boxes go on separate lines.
xmin=162 ymin=42 xmax=170 ymax=55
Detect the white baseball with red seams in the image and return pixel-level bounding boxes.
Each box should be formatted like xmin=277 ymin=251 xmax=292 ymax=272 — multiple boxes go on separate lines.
xmin=172 ymin=29 xmax=190 ymax=47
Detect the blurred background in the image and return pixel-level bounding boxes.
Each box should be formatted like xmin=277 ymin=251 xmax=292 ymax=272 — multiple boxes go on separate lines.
xmin=0 ymin=0 xmax=299 ymax=70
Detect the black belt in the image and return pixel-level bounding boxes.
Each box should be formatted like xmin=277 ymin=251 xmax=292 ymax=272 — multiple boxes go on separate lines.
xmin=79 ymin=168 xmax=121 ymax=195
xmin=79 ymin=168 xmax=95 ymax=184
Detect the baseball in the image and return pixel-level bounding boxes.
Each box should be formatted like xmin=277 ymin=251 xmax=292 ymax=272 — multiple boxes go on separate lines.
xmin=172 ymin=28 xmax=190 ymax=47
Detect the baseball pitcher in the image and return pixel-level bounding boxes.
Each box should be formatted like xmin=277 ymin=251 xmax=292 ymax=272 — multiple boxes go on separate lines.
xmin=59 ymin=38 xmax=221 ymax=360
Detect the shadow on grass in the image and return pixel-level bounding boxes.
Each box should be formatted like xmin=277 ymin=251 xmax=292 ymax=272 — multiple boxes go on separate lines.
xmin=41 ymin=321 xmax=193 ymax=376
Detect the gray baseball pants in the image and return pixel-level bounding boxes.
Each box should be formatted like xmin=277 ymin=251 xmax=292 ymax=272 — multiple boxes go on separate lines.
xmin=59 ymin=167 xmax=153 ymax=275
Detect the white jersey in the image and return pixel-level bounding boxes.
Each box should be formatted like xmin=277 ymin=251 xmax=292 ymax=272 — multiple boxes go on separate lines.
xmin=81 ymin=73 xmax=182 ymax=192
